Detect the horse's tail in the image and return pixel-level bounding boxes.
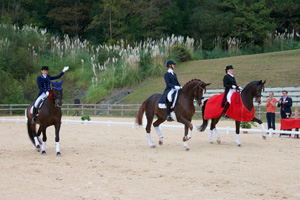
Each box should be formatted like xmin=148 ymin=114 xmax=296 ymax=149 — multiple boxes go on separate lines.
xmin=199 ymin=99 xmax=208 ymax=132
xmin=26 ymin=108 xmax=35 ymax=146
xmin=136 ymin=99 xmax=147 ymax=126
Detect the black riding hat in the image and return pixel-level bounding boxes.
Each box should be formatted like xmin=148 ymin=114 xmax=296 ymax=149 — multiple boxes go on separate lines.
xmin=165 ymin=60 xmax=176 ymax=67
xmin=41 ymin=66 xmax=49 ymax=71
xmin=225 ymin=65 xmax=234 ymax=71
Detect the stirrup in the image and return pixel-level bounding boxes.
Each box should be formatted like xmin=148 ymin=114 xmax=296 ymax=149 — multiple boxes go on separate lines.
xmin=167 ymin=115 xmax=174 ymax=122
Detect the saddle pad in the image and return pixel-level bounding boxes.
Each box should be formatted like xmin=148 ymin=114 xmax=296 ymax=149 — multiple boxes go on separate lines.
xmin=204 ymin=93 xmax=225 ymax=120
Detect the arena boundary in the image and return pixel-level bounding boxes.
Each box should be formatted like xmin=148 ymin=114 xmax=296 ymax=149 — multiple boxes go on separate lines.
xmin=1 ymin=117 xmax=299 ymax=138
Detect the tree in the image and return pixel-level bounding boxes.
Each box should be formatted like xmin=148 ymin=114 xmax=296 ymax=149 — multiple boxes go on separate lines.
xmin=46 ymin=0 xmax=93 ymax=37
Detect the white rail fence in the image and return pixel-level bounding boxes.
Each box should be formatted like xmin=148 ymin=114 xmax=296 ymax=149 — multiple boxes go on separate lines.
xmin=1 ymin=117 xmax=299 ymax=138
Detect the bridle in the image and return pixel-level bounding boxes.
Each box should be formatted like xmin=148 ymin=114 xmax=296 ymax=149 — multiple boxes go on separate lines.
xmin=195 ymin=81 xmax=205 ymax=105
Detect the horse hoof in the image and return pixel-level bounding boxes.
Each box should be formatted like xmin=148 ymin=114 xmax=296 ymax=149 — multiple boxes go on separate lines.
xmin=209 ymin=141 xmax=213 ymax=144
xmin=185 ymin=148 xmax=190 ymax=151
xmin=41 ymin=151 xmax=46 ymax=155
xmin=36 ymin=145 xmax=40 ymax=152
xmin=56 ymin=152 xmax=61 ymax=157
xmin=262 ymin=135 xmax=267 ymax=140
xmin=150 ymin=145 xmax=156 ymax=148
xmin=217 ymin=140 xmax=221 ymax=144
xmin=159 ymin=140 xmax=163 ymax=145
xmin=237 ymin=144 xmax=241 ymax=147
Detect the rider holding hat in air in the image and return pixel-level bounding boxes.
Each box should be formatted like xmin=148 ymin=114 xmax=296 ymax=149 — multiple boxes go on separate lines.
xmin=31 ymin=65 xmax=69 ymax=124
xmin=158 ymin=60 xmax=182 ymax=122
xmin=221 ymin=65 xmax=242 ymax=117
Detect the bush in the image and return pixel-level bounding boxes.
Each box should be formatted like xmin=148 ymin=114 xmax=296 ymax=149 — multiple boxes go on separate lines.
xmin=173 ymin=45 xmax=191 ymax=62
xmin=81 ymin=114 xmax=91 ymax=121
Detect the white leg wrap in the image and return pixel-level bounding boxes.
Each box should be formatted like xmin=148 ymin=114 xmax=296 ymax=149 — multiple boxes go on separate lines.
xmin=187 ymin=129 xmax=192 ymax=139
xmin=154 ymin=127 xmax=163 ymax=138
xmin=260 ymin=124 xmax=267 ymax=137
xmin=183 ymin=141 xmax=189 ymax=149
xmin=268 ymin=128 xmax=273 ymax=137
xmin=235 ymin=134 xmax=240 ymax=145
xmin=209 ymin=130 xmax=213 ymax=142
xmin=147 ymin=133 xmax=153 ymax=147
xmin=214 ymin=128 xmax=220 ymax=141
xmin=42 ymin=142 xmax=46 ymax=151
xmin=56 ymin=142 xmax=60 ymax=153
xmin=34 ymin=137 xmax=39 ymax=147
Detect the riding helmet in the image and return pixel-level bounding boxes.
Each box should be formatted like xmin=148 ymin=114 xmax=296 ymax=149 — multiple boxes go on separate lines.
xmin=41 ymin=66 xmax=49 ymax=71
xmin=165 ymin=60 xmax=176 ymax=67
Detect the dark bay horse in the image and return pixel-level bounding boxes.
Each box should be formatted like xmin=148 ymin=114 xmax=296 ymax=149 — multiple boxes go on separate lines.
xmin=136 ymin=79 xmax=210 ymax=150
xmin=199 ymin=80 xmax=267 ymax=146
xmin=26 ymin=80 xmax=64 ymax=156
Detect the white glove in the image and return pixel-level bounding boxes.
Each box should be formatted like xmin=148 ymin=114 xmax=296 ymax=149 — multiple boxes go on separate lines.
xmin=174 ymin=86 xmax=181 ymax=90
xmin=46 ymin=91 xmax=49 ymax=96
xmin=232 ymin=85 xmax=236 ymax=89
xmin=62 ymin=66 xmax=69 ymax=73
xmin=180 ymin=86 xmax=182 ymax=89
xmin=238 ymin=86 xmax=243 ymax=90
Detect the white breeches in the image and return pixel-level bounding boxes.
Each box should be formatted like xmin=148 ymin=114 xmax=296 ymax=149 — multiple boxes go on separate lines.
xmin=226 ymin=89 xmax=236 ymax=104
xmin=167 ymin=89 xmax=176 ymax=102
xmin=34 ymin=93 xmax=47 ymax=107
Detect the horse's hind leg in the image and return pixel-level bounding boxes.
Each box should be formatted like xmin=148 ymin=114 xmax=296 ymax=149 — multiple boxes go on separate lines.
xmin=178 ymin=116 xmax=193 ymax=151
xmin=209 ymin=118 xmax=221 ymax=144
xmin=153 ymin=117 xmax=166 ymax=145
xmin=235 ymin=121 xmax=241 ymax=146
xmin=55 ymin=122 xmax=62 ymax=156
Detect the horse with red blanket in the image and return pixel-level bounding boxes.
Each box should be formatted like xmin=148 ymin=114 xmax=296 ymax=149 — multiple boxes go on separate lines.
xmin=199 ymin=80 xmax=267 ymax=146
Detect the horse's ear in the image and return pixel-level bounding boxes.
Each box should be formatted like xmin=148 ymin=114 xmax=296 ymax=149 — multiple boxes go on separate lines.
xmin=257 ymin=80 xmax=262 ymax=85
xmin=263 ymin=80 xmax=266 ymax=85
xmin=206 ymin=83 xmax=211 ymax=86
xmin=60 ymin=80 xmax=64 ymax=84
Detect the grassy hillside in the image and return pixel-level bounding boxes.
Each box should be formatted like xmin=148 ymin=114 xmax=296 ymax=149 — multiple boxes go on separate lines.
xmin=121 ymin=49 xmax=300 ymax=104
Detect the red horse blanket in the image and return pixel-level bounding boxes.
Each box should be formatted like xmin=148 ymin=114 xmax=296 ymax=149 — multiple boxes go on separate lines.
xmin=204 ymin=92 xmax=255 ymax=122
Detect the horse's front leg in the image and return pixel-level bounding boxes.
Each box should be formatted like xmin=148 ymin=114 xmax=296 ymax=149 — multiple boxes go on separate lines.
xmin=252 ymin=117 xmax=267 ymax=139
xmin=178 ymin=117 xmax=193 ymax=151
xmin=55 ymin=122 xmax=61 ymax=156
xmin=235 ymin=121 xmax=241 ymax=146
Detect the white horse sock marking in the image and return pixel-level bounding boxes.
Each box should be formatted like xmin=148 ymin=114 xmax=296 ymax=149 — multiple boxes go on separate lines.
xmin=214 ymin=128 xmax=220 ymax=141
xmin=170 ymin=111 xmax=177 ymax=121
xmin=187 ymin=129 xmax=192 ymax=139
xmin=56 ymin=142 xmax=60 ymax=153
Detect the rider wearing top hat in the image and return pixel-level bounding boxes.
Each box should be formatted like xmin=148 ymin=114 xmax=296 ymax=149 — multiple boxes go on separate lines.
xmin=31 ymin=65 xmax=69 ymax=124
xmin=222 ymin=65 xmax=242 ymax=116
xmin=159 ymin=60 xmax=181 ymax=121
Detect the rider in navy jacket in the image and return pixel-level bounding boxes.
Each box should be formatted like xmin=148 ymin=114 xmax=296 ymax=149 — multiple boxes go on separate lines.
xmin=31 ymin=66 xmax=69 ymax=124
xmin=159 ymin=60 xmax=181 ymax=121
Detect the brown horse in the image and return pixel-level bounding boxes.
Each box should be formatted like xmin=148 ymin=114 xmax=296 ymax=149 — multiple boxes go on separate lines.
xmin=136 ymin=79 xmax=210 ymax=150
xmin=26 ymin=80 xmax=64 ymax=156
xmin=199 ymin=80 xmax=267 ymax=146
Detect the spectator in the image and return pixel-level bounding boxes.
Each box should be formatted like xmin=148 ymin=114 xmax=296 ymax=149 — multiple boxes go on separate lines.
xmin=265 ymin=92 xmax=276 ymax=130
xmin=277 ymin=90 xmax=293 ymax=119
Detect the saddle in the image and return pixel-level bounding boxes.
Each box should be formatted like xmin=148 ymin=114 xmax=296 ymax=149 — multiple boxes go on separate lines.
xmin=30 ymin=92 xmax=53 ymax=115
xmin=158 ymin=89 xmax=180 ymax=109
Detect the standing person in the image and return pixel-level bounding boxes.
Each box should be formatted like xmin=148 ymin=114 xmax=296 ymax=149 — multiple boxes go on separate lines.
xmin=221 ymin=65 xmax=242 ymax=117
xmin=265 ymin=91 xmax=277 ymax=130
xmin=158 ymin=60 xmax=181 ymax=122
xmin=31 ymin=66 xmax=69 ymax=124
xmin=277 ymin=90 xmax=293 ymax=119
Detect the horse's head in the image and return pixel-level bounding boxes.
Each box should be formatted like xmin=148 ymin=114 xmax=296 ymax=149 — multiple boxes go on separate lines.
xmin=253 ymin=80 xmax=266 ymax=104
xmin=50 ymin=80 xmax=63 ymax=107
xmin=194 ymin=81 xmax=211 ymax=106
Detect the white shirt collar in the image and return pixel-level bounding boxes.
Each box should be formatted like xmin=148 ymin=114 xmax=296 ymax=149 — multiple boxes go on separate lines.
xmin=42 ymin=74 xmax=47 ymax=78
xmin=227 ymin=72 xmax=234 ymax=77
xmin=167 ymin=69 xmax=174 ymax=75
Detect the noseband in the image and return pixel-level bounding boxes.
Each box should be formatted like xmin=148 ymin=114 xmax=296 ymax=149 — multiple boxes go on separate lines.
xmin=195 ymin=81 xmax=205 ymax=102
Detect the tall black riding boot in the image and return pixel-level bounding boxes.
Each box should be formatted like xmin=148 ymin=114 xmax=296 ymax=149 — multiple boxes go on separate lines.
xmin=222 ymin=103 xmax=230 ymax=118
xmin=31 ymin=107 xmax=38 ymax=124
xmin=166 ymin=101 xmax=174 ymax=122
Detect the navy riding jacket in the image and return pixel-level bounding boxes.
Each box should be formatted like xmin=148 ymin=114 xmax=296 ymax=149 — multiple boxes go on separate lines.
xmin=159 ymin=71 xmax=181 ymax=104
xmin=37 ymin=72 xmax=64 ymax=98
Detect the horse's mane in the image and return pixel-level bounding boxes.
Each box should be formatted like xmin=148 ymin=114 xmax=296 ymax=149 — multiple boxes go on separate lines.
xmin=183 ymin=79 xmax=202 ymax=89
xmin=243 ymin=81 xmax=260 ymax=92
